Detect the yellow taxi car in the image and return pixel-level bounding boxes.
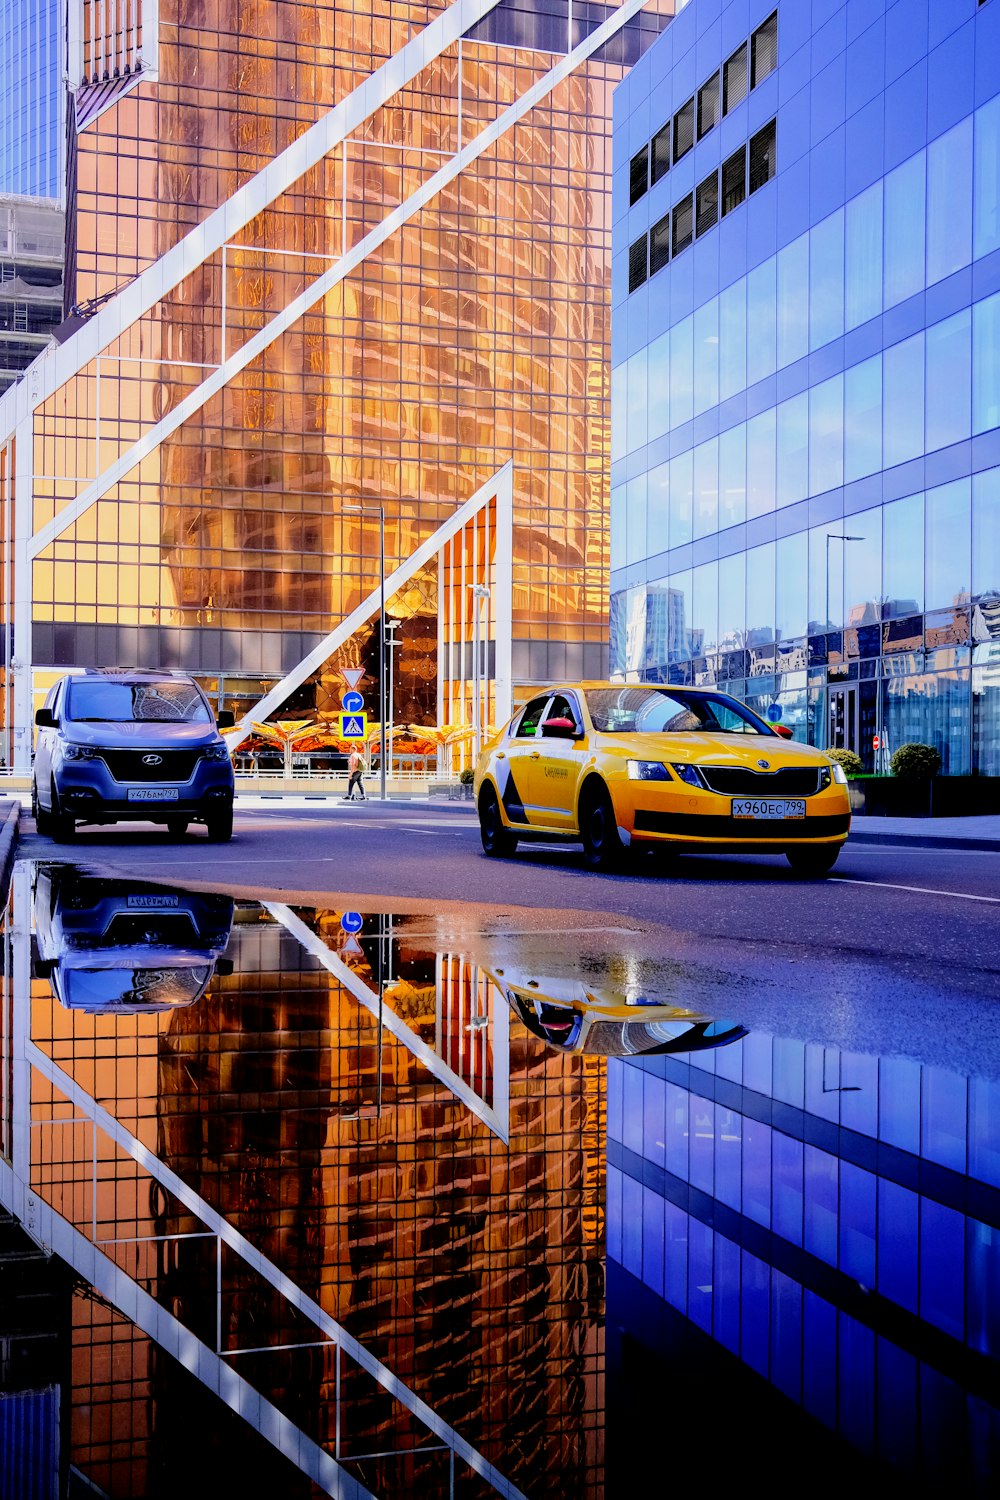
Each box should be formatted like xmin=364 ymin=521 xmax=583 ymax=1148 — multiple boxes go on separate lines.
xmin=474 ymin=681 xmax=851 ymax=875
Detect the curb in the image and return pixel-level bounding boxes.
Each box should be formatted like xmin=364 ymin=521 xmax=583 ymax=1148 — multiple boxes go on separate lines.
xmin=849 ymin=830 xmax=1000 ymax=853
xmin=0 ymin=799 xmax=20 ymax=906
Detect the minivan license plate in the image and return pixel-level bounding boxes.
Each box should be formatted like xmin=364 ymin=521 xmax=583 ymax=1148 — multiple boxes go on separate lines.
xmin=732 ymin=798 xmax=805 ymax=819
xmin=127 ymin=788 xmax=179 ymax=802
xmin=127 ymin=894 xmax=179 ymax=909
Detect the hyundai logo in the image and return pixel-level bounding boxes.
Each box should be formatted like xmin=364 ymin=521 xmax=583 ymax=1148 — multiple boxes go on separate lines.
xmin=141 ymin=754 xmax=163 ymax=766
xmin=757 ymin=759 xmax=770 ymax=769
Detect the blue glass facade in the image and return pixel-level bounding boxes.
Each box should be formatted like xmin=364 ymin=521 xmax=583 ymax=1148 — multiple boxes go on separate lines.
xmin=0 ymin=0 xmax=64 ymax=200
xmin=610 ymin=0 xmax=1000 ymax=775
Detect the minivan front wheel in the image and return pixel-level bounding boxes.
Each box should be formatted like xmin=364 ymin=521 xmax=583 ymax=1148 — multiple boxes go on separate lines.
xmin=50 ymin=783 xmax=75 ymax=843
xmin=32 ymin=781 xmax=52 ymax=836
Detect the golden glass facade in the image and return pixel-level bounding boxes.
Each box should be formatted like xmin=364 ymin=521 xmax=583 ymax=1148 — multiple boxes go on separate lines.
xmin=0 ymin=0 xmax=674 ymax=759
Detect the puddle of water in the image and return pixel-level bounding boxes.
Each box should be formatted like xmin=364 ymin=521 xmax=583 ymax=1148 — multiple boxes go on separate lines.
xmin=1 ymin=861 xmax=998 ymax=1496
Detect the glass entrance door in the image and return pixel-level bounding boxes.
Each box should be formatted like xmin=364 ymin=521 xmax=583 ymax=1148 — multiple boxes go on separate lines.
xmin=828 ymin=685 xmax=858 ymax=755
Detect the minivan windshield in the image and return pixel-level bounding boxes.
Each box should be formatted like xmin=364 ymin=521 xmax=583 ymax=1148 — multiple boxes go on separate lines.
xmin=66 ymin=679 xmax=212 ymax=724
xmin=584 ymin=687 xmax=772 ymax=735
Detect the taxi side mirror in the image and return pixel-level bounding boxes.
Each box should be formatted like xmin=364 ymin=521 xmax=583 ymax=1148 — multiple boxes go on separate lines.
xmin=35 ymin=707 xmax=57 ymax=728
xmin=772 ymin=723 xmax=794 ymax=740
xmin=541 ymin=717 xmax=580 ymax=740
xmin=216 ymin=710 xmax=236 ymax=729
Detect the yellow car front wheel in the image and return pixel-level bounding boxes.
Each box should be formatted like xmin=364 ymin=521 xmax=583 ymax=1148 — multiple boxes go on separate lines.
xmin=479 ymin=784 xmax=519 ymax=858
xmin=579 ymin=780 xmax=624 ymax=872
xmin=786 ymin=845 xmax=841 ymax=876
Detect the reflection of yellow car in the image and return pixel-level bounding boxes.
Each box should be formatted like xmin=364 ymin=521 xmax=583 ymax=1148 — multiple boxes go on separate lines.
xmin=487 ymin=965 xmax=747 ymax=1058
xmin=474 ymin=682 xmax=851 ymax=875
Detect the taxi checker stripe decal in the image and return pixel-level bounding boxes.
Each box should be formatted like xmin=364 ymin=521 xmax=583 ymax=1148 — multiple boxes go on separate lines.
xmin=494 ymin=756 xmax=527 ymax=824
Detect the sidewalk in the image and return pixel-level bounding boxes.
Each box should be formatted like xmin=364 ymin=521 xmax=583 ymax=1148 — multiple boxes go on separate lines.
xmin=848 ymin=815 xmax=1000 ymax=852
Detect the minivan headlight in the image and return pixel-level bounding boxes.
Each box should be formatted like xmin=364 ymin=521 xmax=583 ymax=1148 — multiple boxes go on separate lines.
xmin=62 ymin=744 xmax=98 ymax=760
xmin=203 ymin=745 xmax=231 ymax=761
xmin=627 ymin=760 xmax=670 ymax=781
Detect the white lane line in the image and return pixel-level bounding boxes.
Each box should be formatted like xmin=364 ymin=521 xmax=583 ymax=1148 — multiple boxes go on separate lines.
xmin=831 ymin=877 xmax=1000 ymax=903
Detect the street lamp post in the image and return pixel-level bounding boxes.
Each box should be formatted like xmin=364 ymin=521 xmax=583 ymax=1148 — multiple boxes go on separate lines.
xmin=470 ymin=583 xmax=490 ymax=764
xmin=340 ymin=502 xmax=387 ymax=800
xmin=384 ymin=616 xmax=401 ymax=781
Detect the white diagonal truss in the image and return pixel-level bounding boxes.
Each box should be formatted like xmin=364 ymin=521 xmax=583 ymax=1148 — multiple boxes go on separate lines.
xmin=6 ymin=0 xmax=665 ymax=768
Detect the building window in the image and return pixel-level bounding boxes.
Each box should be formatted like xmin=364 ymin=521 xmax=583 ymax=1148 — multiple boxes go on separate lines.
xmin=673 ymin=99 xmax=694 ymax=163
xmin=722 ymin=146 xmax=747 ymax=215
xmin=650 ymin=213 xmax=670 ymax=275
xmin=628 ymin=234 xmax=649 ymax=292
xmin=651 ymin=124 xmax=671 ymax=185
xmin=672 ymin=194 xmax=693 ymax=256
xmin=698 ymin=73 xmax=720 ymax=139
xmin=13 ymin=303 xmax=27 ymax=331
xmin=696 ymin=173 xmax=720 ymax=237
xmin=749 ymin=120 xmax=777 ymax=192
xmin=723 ymin=43 xmax=748 ymax=113
xmin=630 ymin=144 xmax=649 ymax=205
xmin=751 ymin=12 xmax=778 ymax=88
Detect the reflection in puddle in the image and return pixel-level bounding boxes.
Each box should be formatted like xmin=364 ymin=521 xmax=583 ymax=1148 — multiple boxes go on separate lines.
xmin=0 ymin=862 xmax=998 ymax=1495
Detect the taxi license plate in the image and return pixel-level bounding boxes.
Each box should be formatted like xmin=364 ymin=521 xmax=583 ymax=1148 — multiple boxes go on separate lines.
xmin=127 ymin=788 xmax=179 ymax=802
xmin=732 ymin=798 xmax=805 ymax=819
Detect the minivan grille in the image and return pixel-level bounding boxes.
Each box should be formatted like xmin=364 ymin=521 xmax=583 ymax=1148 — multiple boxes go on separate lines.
xmin=99 ymin=750 xmax=199 ymax=783
xmin=699 ymin=766 xmax=821 ymax=796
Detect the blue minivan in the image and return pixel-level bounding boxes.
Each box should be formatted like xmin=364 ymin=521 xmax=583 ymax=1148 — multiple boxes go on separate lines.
xmin=33 ymin=670 xmax=236 ymax=841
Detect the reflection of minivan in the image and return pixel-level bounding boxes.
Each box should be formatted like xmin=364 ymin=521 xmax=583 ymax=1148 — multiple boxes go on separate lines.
xmin=33 ymin=866 xmax=234 ymax=1013
xmin=33 ymin=670 xmax=235 ymax=841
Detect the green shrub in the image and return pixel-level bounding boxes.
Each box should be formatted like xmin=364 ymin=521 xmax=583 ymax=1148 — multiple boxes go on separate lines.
xmin=458 ymin=768 xmax=475 ymax=785
xmin=825 ymin=747 xmax=863 ymax=777
xmin=890 ymin=742 xmax=942 ymax=780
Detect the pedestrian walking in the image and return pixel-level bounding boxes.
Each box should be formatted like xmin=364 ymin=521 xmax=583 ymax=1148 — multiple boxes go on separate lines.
xmin=345 ymin=747 xmax=366 ymax=800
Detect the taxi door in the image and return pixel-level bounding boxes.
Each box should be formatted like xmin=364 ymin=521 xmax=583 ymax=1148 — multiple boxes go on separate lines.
xmin=521 ymin=691 xmax=584 ymax=829
xmin=498 ymin=693 xmax=553 ymax=826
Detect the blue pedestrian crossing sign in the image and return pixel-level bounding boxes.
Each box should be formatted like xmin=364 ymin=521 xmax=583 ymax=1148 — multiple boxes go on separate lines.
xmin=340 ymin=911 xmax=363 ymax=934
xmin=340 ymin=712 xmax=367 ymax=738
xmin=342 ymin=690 xmax=364 ymax=714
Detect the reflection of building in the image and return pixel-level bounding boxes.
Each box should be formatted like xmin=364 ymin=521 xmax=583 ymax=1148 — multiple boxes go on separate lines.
xmin=0 ymin=0 xmax=65 ymax=199
xmin=1 ymin=0 xmax=673 ymax=772
xmin=0 ymin=196 xmax=64 ymax=395
xmin=607 ymin=1035 xmax=1000 ymax=1487
xmin=611 ymin=0 xmax=1000 ymax=776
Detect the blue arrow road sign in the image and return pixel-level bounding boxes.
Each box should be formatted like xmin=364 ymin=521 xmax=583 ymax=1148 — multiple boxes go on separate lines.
xmin=768 ymin=703 xmax=782 ymax=720
xmin=340 ymin=911 xmax=363 ymax=934
xmin=342 ymin=690 xmax=364 ymax=714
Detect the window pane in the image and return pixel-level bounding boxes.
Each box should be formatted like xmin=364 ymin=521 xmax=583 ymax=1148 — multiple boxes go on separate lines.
xmin=844 ymin=354 xmax=883 ymax=483
xmin=650 ymin=212 xmax=671 ymax=276
xmin=973 ymin=290 xmax=1000 ymax=434
xmin=696 ymin=171 xmax=720 ymax=236
xmin=722 ymin=146 xmax=747 ymax=215
xmin=751 ymin=12 xmax=778 ymax=88
xmin=610 ymin=484 xmax=625 ymax=569
xmin=747 ymin=408 xmax=776 ymax=518
xmin=748 ymin=119 xmax=777 ymax=193
xmin=648 ymin=461 xmax=670 ymax=555
xmin=625 ymin=474 xmax=648 ymax=565
xmin=974 ymin=94 xmax=1000 ymax=260
xmin=648 ymin=330 xmax=670 ymax=441
xmin=673 ymin=99 xmax=694 ymax=163
xmin=669 ymin=314 xmax=693 ymax=428
xmin=884 ymin=151 xmax=926 ymax=308
xmin=746 ymin=257 xmax=777 ymax=385
xmin=719 ymin=424 xmax=747 ymax=528
xmin=693 ymin=560 xmax=719 ymax=656
xmin=611 ymin=361 xmax=627 ymax=460
xmin=667 ymin=570 xmax=693 ymax=661
xmin=672 ymin=193 xmax=694 ymax=255
xmin=883 ymin=492 xmax=925 ymax=617
xmin=925 ymin=308 xmax=971 ymax=452
xmin=810 ymin=208 xmax=845 ymax=351
xmin=746 ymin=542 xmax=775 ymax=644
xmin=719 ymin=278 xmax=747 ymax=402
xmin=845 ymin=180 xmax=883 ymax=330
xmin=698 ymin=73 xmax=720 ymax=138
xmin=776 ymin=392 xmax=808 ymax=508
xmin=693 ymin=436 xmax=719 ymax=539
xmin=926 ymin=116 xmax=973 ymax=287
xmin=693 ymin=297 xmax=719 ymax=415
xmin=809 ymin=373 xmax=844 ymax=496
xmin=630 ymin=144 xmax=649 ymax=206
xmin=843 ymin=508 xmax=882 ymax=630
xmin=718 ymin=552 xmax=746 ymax=647
xmin=723 ymin=42 xmax=748 ymax=114
xmin=627 ymin=348 xmax=648 ymax=450
xmin=669 ymin=450 xmax=693 ymax=547
xmin=972 ymin=466 xmax=1000 ymax=604
xmin=651 ymin=123 xmax=671 ymax=186
xmin=883 ymin=331 xmax=925 ymax=468
xmin=925 ymin=477 xmax=971 ymax=610
xmin=628 ymin=234 xmax=648 ymax=292
xmin=778 ymin=233 xmax=810 ymax=369
xmin=776 ymin=530 xmax=808 ymax=642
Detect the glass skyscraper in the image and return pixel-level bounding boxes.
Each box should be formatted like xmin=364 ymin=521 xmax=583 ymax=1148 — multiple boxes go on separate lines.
xmin=610 ymin=0 xmax=1000 ymax=776
xmin=0 ymin=0 xmax=64 ymax=200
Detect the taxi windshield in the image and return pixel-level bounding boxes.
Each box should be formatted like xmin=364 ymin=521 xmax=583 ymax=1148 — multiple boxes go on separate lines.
xmin=584 ymin=687 xmax=772 ymax=735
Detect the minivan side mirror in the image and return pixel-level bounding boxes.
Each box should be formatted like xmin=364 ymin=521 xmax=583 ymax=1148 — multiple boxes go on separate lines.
xmin=216 ymin=710 xmax=236 ymax=729
xmin=35 ymin=707 xmax=57 ymax=729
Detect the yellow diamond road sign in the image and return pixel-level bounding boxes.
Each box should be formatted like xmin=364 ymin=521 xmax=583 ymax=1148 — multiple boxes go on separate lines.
xmin=340 ymin=712 xmax=367 ymax=738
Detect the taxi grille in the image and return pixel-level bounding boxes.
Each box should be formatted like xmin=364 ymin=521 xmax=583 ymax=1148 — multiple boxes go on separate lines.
xmin=99 ymin=750 xmax=199 ymax=783
xmin=699 ymin=766 xmax=822 ymax=796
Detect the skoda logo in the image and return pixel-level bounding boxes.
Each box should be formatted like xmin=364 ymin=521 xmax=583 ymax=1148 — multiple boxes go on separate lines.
xmin=141 ymin=754 xmax=163 ymax=766
xmin=757 ymin=759 xmax=770 ymax=769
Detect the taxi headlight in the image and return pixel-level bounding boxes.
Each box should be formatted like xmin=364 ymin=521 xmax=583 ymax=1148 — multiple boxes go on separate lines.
xmin=831 ymin=763 xmax=848 ymax=785
xmin=670 ymin=763 xmax=704 ymax=788
xmin=627 ymin=760 xmax=670 ymax=781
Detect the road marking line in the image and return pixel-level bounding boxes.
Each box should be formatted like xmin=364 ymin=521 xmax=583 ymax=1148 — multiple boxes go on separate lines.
xmin=831 ymin=877 xmax=1000 ymax=903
